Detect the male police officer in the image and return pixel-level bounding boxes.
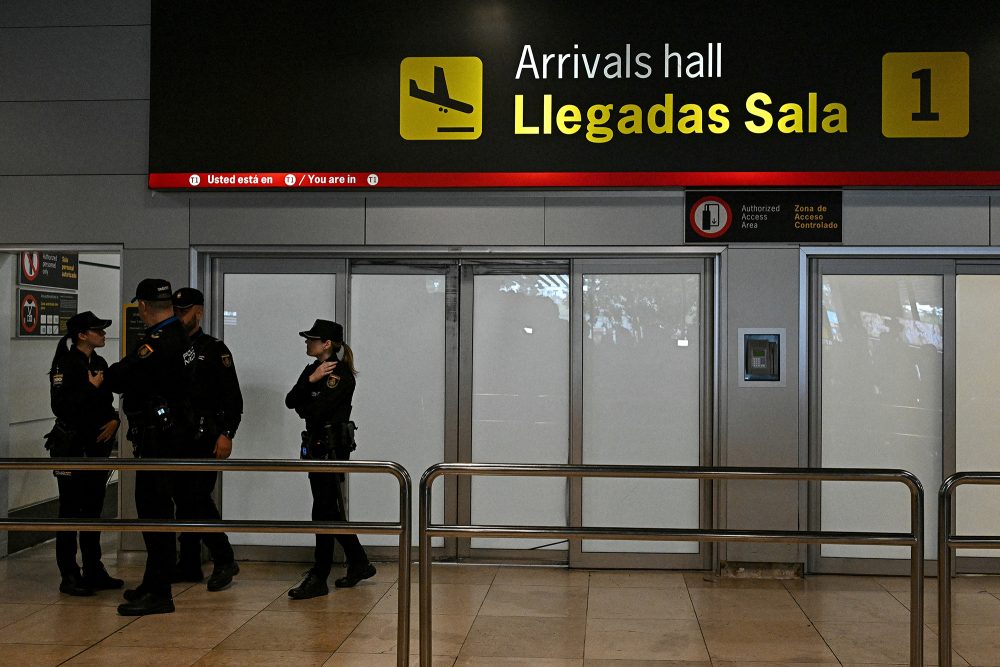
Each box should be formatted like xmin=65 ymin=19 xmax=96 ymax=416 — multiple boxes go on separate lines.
xmin=171 ymin=287 xmax=242 ymax=591
xmin=105 ymin=278 xmax=194 ymax=616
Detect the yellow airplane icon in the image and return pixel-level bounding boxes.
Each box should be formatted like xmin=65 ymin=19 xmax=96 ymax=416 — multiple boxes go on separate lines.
xmin=400 ymin=57 xmax=482 ymax=140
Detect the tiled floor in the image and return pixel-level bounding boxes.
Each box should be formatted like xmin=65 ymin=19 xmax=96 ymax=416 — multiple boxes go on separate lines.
xmin=2 ymin=539 xmax=999 ymax=665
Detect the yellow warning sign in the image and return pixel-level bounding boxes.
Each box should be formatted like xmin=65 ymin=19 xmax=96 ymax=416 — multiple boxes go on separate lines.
xmin=400 ymin=57 xmax=482 ymax=140
xmin=882 ymin=52 xmax=969 ymax=138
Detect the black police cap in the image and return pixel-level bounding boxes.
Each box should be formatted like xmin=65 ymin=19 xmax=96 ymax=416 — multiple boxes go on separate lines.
xmin=172 ymin=287 xmax=204 ymax=309
xmin=131 ymin=278 xmax=172 ymax=302
xmin=299 ymin=319 xmax=343 ymax=343
xmin=67 ymin=311 xmax=112 ymax=335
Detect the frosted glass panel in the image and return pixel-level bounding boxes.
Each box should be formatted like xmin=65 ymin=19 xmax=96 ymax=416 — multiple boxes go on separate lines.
xmin=820 ymin=274 xmax=941 ymax=559
xmin=349 ymin=274 xmax=446 ymax=546
xmin=955 ymin=275 xmax=1000 ymax=556
xmin=582 ymin=274 xmax=700 ymax=553
xmin=471 ymin=274 xmax=569 ymax=549
xmin=223 ymin=274 xmax=335 ymax=546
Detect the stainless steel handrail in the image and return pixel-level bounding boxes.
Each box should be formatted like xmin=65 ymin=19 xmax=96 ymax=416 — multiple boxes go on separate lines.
xmin=937 ymin=471 xmax=1000 ymax=667
xmin=0 ymin=457 xmax=412 ymax=667
xmin=419 ymin=463 xmax=925 ymax=667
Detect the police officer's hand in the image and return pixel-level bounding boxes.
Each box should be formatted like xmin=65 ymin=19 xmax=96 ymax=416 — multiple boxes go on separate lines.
xmin=96 ymin=419 xmax=118 ymax=443
xmin=308 ymin=360 xmax=338 ymax=383
xmin=214 ymin=434 xmax=233 ymax=459
xmin=88 ymin=370 xmax=104 ymax=388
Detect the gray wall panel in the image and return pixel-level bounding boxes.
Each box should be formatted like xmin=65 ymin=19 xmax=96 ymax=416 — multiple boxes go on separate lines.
xmin=0 ymin=176 xmax=188 ymax=248
xmin=991 ymin=196 xmax=999 ymax=246
xmin=0 ymin=1 xmax=149 ymax=26
xmin=0 ymin=101 xmax=147 ymax=175
xmin=0 ymin=26 xmax=148 ymax=100
xmin=190 ymin=196 xmax=365 ymax=245
xmin=843 ymin=192 xmax=989 ymax=246
xmin=545 ymin=196 xmax=683 ymax=245
xmin=366 ymin=197 xmax=544 ymax=245
xmin=725 ymin=247 xmax=801 ymax=562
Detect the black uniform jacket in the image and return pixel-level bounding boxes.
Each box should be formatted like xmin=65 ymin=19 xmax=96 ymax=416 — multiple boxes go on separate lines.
xmin=189 ymin=328 xmax=243 ymax=437
xmin=285 ymin=358 xmax=355 ymax=433
xmin=105 ymin=316 xmax=194 ymax=424
xmin=49 ymin=346 xmax=118 ymax=452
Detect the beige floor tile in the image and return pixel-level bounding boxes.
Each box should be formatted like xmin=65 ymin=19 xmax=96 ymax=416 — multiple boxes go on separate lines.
xmin=682 ymin=573 xmax=784 ymax=590
xmin=0 ymin=602 xmax=46 ymax=629
xmin=425 ymin=564 xmax=499 ymax=585
xmin=101 ymin=608 xmax=257 ymax=648
xmin=893 ymin=589 xmax=1000 ymax=625
xmin=455 ymin=659 xmax=579 ymax=666
xmin=327 ymin=655 xmax=454 ymax=666
xmin=783 ymin=575 xmax=883 ymax=592
xmin=688 ymin=588 xmax=807 ymax=622
xmin=216 ymin=610 xmax=364 ymax=652
xmin=699 ymin=619 xmax=839 ymax=663
xmin=0 ymin=643 xmax=87 ymax=665
xmin=951 ymin=624 xmax=1000 ymax=666
xmin=373 ymin=583 xmax=489 ymax=616
xmin=173 ymin=578 xmax=293 ymax=611
xmin=814 ymin=621 xmax=968 ymax=665
xmin=0 ymin=604 xmax=133 ymax=644
xmin=338 ymin=611 xmax=474 ymax=656
xmin=587 ymin=586 xmax=695 ymax=620
xmin=788 ymin=589 xmax=911 ymax=623
xmin=874 ymin=575 xmax=935 ymax=593
xmin=585 ymin=661 xmax=708 ymax=667
xmin=195 ymin=648 xmax=333 ymax=665
xmin=62 ymin=645 xmax=210 ymax=665
xmin=265 ymin=580 xmax=392 ymax=613
xmin=233 ymin=561 xmax=315 ymax=581
xmin=714 ymin=663 xmax=843 ymax=667
xmin=493 ymin=566 xmax=590 ymax=588
xmin=584 ymin=617 xmax=709 ymax=662
xmin=459 ymin=615 xmax=586 ymax=659
xmin=54 ymin=588 xmax=137 ymax=608
xmin=587 ymin=570 xmax=687 ymax=589
xmin=480 ymin=584 xmax=588 ymax=618
xmin=0 ymin=576 xmax=63 ymax=604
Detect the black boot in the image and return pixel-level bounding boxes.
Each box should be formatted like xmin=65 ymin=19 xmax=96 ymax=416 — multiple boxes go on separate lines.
xmin=59 ymin=571 xmax=95 ymax=597
xmin=288 ymin=569 xmax=329 ymax=600
xmin=83 ymin=563 xmax=124 ymax=590
xmin=206 ymin=561 xmax=239 ymax=592
xmin=117 ymin=592 xmax=175 ymax=616
xmin=335 ymin=563 xmax=376 ymax=588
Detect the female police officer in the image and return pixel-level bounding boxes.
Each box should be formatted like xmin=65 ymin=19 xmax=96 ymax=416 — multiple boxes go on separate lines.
xmin=284 ymin=319 xmax=375 ymax=599
xmin=46 ymin=311 xmax=124 ymax=596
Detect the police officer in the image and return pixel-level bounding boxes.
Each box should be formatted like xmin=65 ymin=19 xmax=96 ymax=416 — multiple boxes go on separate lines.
xmin=285 ymin=319 xmax=375 ymax=599
xmin=105 ymin=278 xmax=194 ymax=616
xmin=46 ymin=311 xmax=124 ymax=596
xmin=170 ymin=287 xmax=241 ymax=591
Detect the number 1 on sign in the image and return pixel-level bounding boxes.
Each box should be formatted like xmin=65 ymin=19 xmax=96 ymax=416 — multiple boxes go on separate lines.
xmin=911 ymin=68 xmax=939 ymax=121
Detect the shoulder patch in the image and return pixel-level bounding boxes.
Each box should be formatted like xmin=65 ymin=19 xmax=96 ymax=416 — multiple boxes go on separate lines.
xmin=221 ymin=354 xmax=233 ymax=368
xmin=137 ymin=344 xmax=154 ymax=359
xmin=51 ymin=372 xmax=64 ymax=387
xmin=326 ymin=374 xmax=340 ymax=389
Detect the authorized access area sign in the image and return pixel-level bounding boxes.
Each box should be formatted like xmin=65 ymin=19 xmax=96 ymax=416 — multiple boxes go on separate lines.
xmin=18 ymin=251 xmax=79 ymax=290
xmin=148 ymin=1 xmax=1000 ymax=189
xmin=685 ymin=192 xmax=842 ymax=243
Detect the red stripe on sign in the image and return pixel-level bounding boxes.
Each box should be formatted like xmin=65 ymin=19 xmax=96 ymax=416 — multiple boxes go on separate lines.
xmin=149 ymin=171 xmax=1000 ymax=189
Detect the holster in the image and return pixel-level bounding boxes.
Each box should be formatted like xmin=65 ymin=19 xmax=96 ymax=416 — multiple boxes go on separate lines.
xmin=300 ymin=421 xmax=357 ymax=461
xmin=44 ymin=420 xmax=79 ymax=458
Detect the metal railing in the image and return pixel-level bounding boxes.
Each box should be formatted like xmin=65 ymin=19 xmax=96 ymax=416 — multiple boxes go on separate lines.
xmin=419 ymin=463 xmax=925 ymax=667
xmin=0 ymin=457 xmax=412 ymax=667
xmin=937 ymin=471 xmax=1000 ymax=667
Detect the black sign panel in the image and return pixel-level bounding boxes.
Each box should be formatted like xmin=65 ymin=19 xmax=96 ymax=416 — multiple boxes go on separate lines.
xmin=18 ymin=289 xmax=78 ymax=338
xmin=685 ymin=191 xmax=842 ymax=243
xmin=149 ymin=1 xmax=1000 ymax=188
xmin=18 ymin=252 xmax=79 ymax=290
xmin=121 ymin=304 xmax=147 ymax=357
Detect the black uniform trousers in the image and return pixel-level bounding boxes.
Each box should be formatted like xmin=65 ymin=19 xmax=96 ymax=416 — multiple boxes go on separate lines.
xmin=308 ymin=471 xmax=368 ymax=577
xmin=173 ymin=434 xmax=234 ymax=567
xmin=54 ymin=469 xmax=110 ymax=577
